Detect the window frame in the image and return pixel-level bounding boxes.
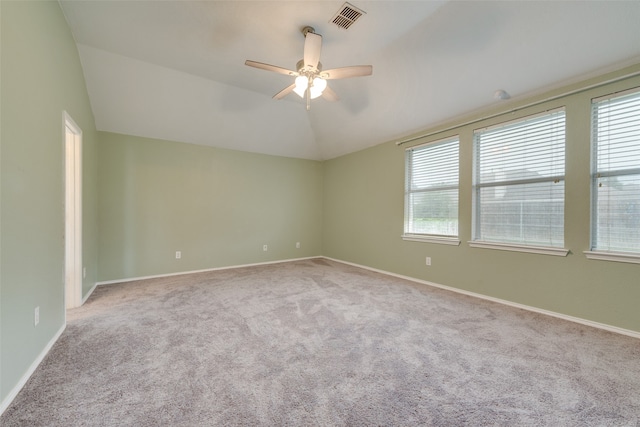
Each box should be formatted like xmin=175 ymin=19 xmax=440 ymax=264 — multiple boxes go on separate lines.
xmin=585 ymin=87 xmax=640 ymax=264
xmin=403 ymin=136 xmax=461 ymax=246
xmin=470 ymin=108 xmax=569 ymax=256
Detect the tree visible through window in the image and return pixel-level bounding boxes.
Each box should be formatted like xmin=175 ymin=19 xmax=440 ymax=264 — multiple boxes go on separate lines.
xmin=472 ymin=109 xmax=566 ymax=247
xmin=404 ymin=137 xmax=459 ymax=237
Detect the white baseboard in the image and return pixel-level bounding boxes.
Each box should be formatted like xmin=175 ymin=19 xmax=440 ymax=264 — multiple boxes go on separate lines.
xmin=0 ymin=322 xmax=66 ymax=415
xmin=324 ymin=257 xmax=640 ymax=340
xmin=2 ymin=256 xmax=635 ymax=418
xmin=96 ymin=255 xmax=640 ymax=339
xmin=81 ymin=281 xmax=98 ymax=304
xmin=95 ymin=256 xmax=320 ymax=286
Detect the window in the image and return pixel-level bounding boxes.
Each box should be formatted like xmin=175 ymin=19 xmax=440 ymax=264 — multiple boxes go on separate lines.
xmin=589 ymin=88 xmax=640 ymax=257
xmin=472 ymin=109 xmax=567 ymax=254
xmin=404 ymin=137 xmax=459 ymax=244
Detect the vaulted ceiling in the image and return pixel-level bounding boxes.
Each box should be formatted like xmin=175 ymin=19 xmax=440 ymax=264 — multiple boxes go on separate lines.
xmin=59 ymin=1 xmax=640 ymax=160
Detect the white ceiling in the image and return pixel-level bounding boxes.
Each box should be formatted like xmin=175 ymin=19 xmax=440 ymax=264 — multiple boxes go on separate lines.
xmin=59 ymin=1 xmax=640 ymax=160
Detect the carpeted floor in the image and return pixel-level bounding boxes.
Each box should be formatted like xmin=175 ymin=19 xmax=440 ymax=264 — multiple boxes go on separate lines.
xmin=2 ymin=258 xmax=640 ymax=426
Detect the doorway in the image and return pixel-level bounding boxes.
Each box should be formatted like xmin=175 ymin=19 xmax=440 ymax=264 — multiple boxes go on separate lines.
xmin=64 ymin=112 xmax=82 ymax=309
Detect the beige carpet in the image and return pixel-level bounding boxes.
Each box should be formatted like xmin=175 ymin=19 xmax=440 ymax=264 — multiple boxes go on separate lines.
xmin=2 ymin=258 xmax=639 ymax=426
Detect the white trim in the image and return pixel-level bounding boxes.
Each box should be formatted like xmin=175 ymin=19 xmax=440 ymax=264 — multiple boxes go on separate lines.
xmin=469 ymin=241 xmax=569 ymax=256
xmin=323 ymin=257 xmax=640 ymax=340
xmin=402 ymin=234 xmax=460 ymax=246
xmin=63 ymin=111 xmax=83 ymax=309
xmin=96 ymin=256 xmax=320 ymax=286
xmin=2 ymin=256 xmax=636 ymax=418
xmin=0 ymin=323 xmax=66 ymax=415
xmin=62 ymin=110 xmax=82 ymax=137
xmin=584 ymin=251 xmax=640 ymax=265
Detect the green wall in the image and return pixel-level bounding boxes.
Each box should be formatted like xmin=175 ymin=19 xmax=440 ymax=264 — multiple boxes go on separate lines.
xmin=1 ymin=0 xmax=638 ymax=413
xmin=97 ymin=132 xmax=323 ymax=282
xmin=323 ymin=66 xmax=640 ymax=333
xmin=0 ymin=1 xmax=99 ymax=405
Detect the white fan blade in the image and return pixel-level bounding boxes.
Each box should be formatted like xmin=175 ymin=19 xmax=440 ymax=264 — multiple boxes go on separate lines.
xmin=321 ymin=84 xmax=339 ymax=102
xmin=273 ymin=83 xmax=296 ymax=100
xmin=303 ymin=32 xmax=322 ymax=70
xmin=320 ymin=65 xmax=372 ymax=80
xmin=245 ymin=60 xmax=297 ymax=76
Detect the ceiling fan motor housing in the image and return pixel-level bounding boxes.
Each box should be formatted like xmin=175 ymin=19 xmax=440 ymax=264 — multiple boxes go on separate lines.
xmin=297 ymin=59 xmax=322 ymax=74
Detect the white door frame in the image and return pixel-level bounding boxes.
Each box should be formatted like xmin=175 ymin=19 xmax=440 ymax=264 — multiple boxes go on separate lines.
xmin=64 ymin=111 xmax=83 ymax=309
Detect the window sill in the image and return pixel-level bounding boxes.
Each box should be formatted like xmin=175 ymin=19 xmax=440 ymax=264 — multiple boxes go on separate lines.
xmin=468 ymin=241 xmax=569 ymax=256
xmin=402 ymin=234 xmax=461 ymax=246
xmin=584 ymin=251 xmax=640 ymax=264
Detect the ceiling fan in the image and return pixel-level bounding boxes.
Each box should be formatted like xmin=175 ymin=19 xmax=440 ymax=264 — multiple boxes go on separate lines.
xmin=245 ymin=26 xmax=373 ymax=110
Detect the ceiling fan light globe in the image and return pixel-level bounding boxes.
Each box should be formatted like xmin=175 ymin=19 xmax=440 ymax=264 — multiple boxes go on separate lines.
xmin=309 ymin=88 xmax=322 ymax=99
xmin=309 ymin=77 xmax=327 ymax=99
xmin=313 ymin=77 xmax=327 ymax=92
xmin=294 ymin=76 xmax=308 ymax=97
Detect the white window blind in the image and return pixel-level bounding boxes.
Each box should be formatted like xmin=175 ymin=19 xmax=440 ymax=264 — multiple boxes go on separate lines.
xmin=473 ymin=109 xmax=566 ymax=247
xmin=591 ymin=88 xmax=640 ymax=254
xmin=405 ymin=137 xmax=459 ymax=237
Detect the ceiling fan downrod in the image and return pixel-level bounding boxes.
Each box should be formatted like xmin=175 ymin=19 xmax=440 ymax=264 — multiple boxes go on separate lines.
xmin=301 ymin=26 xmax=316 ymax=37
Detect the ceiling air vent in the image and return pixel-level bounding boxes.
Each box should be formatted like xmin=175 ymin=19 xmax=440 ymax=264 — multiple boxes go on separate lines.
xmin=330 ymin=3 xmax=365 ymax=30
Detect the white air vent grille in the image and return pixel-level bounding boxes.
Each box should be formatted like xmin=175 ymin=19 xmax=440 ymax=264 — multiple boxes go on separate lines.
xmin=331 ymin=3 xmax=365 ymax=30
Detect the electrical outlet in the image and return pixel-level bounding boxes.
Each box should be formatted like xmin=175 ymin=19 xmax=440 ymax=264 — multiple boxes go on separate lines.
xmin=34 ymin=307 xmax=40 ymax=326
xmin=263 ymin=244 xmax=268 ymax=251
xmin=426 ymin=256 xmax=432 ymax=266
xmin=175 ymin=251 xmax=181 ymax=259
xmin=296 ymin=242 xmax=300 ymax=249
